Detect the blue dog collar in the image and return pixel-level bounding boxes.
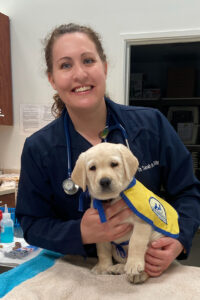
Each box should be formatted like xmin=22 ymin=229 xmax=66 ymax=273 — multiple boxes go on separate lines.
xmin=111 ymin=241 xmax=129 ymax=259
xmin=93 ymin=178 xmax=136 ymax=223
xmin=93 ymin=199 xmax=107 ymax=223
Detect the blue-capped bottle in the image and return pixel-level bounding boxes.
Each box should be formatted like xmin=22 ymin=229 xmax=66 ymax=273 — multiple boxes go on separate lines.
xmin=0 ymin=204 xmax=14 ymax=243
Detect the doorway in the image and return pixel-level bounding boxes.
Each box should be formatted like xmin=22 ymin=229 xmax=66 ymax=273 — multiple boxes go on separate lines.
xmin=122 ymin=30 xmax=200 ymax=180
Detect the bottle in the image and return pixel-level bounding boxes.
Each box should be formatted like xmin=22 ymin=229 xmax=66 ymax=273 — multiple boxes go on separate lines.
xmin=0 ymin=204 xmax=14 ymax=243
xmin=14 ymin=222 xmax=24 ymax=238
xmin=0 ymin=210 xmax=2 ymax=238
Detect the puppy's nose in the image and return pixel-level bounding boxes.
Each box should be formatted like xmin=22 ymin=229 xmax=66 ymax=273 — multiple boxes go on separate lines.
xmin=100 ymin=177 xmax=111 ymax=188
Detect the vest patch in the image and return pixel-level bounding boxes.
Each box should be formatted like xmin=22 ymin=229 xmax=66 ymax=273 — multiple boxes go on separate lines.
xmin=149 ymin=197 xmax=167 ymax=224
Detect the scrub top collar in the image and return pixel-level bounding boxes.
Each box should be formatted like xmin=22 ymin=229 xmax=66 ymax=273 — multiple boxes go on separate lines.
xmin=105 ymin=98 xmax=140 ymax=142
xmin=60 ymin=97 xmax=139 ymax=143
xmin=105 ymin=98 xmax=144 ymax=162
xmin=63 ymin=98 xmax=115 ymax=147
xmin=61 ymin=97 xmax=143 ymax=162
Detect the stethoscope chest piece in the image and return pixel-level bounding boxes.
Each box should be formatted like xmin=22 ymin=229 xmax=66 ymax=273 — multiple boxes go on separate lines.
xmin=62 ymin=178 xmax=79 ymax=195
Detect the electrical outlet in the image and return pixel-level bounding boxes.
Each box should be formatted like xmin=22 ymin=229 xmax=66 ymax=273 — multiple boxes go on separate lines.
xmin=0 ymin=108 xmax=5 ymax=117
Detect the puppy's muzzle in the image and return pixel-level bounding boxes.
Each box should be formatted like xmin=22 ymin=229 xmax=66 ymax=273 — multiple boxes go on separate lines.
xmin=99 ymin=177 xmax=112 ymax=189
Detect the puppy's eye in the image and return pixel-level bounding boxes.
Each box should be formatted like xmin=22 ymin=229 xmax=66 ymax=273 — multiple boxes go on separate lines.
xmin=89 ymin=165 xmax=96 ymax=171
xmin=111 ymin=162 xmax=118 ymax=168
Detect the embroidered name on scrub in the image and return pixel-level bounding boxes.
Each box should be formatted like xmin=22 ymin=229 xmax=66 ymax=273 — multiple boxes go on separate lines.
xmin=120 ymin=178 xmax=179 ymax=238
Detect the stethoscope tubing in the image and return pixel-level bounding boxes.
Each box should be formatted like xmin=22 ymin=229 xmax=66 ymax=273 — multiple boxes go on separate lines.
xmin=64 ymin=112 xmax=72 ymax=177
xmin=105 ymin=112 xmax=130 ymax=149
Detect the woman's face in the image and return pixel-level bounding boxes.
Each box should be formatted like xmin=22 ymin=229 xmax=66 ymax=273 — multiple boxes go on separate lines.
xmin=48 ymin=32 xmax=107 ymax=113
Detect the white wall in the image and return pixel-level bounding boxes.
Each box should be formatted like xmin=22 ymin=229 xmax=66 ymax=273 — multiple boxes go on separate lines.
xmin=0 ymin=0 xmax=200 ymax=170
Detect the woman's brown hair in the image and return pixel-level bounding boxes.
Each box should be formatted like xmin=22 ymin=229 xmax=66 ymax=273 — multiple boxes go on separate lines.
xmin=44 ymin=23 xmax=107 ymax=118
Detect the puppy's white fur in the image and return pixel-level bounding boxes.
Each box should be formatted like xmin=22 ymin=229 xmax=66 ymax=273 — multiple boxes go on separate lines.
xmin=72 ymin=143 xmax=162 ymax=283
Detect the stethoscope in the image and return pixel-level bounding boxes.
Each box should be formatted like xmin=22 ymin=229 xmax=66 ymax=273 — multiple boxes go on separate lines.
xmin=62 ymin=109 xmax=130 ymax=195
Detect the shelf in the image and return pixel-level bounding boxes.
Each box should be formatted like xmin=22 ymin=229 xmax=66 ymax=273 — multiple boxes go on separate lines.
xmin=162 ymin=98 xmax=200 ymax=106
xmin=129 ymin=99 xmax=161 ymax=107
xmin=129 ymin=97 xmax=200 ymax=107
xmin=185 ymin=145 xmax=200 ymax=151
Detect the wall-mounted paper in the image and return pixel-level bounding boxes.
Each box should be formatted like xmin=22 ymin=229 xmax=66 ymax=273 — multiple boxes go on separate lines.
xmin=20 ymin=104 xmax=54 ymax=135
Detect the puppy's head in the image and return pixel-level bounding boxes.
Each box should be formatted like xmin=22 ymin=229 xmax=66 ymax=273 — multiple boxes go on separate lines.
xmin=71 ymin=143 xmax=139 ymax=200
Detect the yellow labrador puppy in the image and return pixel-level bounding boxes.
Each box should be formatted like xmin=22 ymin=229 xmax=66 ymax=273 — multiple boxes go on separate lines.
xmin=72 ymin=143 xmax=166 ymax=283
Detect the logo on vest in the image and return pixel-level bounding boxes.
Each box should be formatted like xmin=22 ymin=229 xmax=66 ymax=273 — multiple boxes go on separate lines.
xmin=149 ymin=197 xmax=167 ymax=224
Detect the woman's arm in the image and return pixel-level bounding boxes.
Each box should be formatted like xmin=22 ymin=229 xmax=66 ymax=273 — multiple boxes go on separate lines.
xmin=144 ymin=110 xmax=200 ymax=276
xmin=16 ymin=139 xmax=88 ymax=256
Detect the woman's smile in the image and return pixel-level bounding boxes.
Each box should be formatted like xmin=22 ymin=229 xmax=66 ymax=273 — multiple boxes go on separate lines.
xmin=72 ymin=85 xmax=94 ymax=94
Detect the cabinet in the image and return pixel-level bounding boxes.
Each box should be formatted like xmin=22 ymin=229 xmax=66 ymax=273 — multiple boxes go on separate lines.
xmin=0 ymin=192 xmax=15 ymax=207
xmin=0 ymin=12 xmax=13 ymax=125
xmin=128 ymin=42 xmax=200 ymax=181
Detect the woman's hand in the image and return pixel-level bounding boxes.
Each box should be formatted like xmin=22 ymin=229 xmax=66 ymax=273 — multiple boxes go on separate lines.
xmin=145 ymin=237 xmax=184 ymax=277
xmin=80 ymin=199 xmax=133 ymax=244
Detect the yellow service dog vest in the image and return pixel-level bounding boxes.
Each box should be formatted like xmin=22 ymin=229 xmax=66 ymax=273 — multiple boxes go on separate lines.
xmin=120 ymin=178 xmax=179 ymax=238
xmin=92 ymin=178 xmax=179 ymax=238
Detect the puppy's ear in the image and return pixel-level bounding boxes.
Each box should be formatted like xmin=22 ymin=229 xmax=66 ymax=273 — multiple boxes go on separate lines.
xmin=71 ymin=152 xmax=87 ymax=191
xmin=117 ymin=144 xmax=139 ymax=181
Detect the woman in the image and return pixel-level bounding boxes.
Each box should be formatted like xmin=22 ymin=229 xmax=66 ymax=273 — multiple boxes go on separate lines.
xmin=16 ymin=23 xmax=200 ymax=278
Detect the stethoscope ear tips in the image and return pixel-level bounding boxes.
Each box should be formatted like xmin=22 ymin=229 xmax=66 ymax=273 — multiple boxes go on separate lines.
xmin=62 ymin=178 xmax=79 ymax=195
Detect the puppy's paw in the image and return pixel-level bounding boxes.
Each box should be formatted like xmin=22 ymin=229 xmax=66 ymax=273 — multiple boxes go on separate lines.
xmin=91 ymin=263 xmax=113 ymax=275
xmin=107 ymin=263 xmax=125 ymax=275
xmin=125 ymin=260 xmax=146 ymax=283
xmin=127 ymin=271 xmax=149 ymax=284
xmin=125 ymin=259 xmax=145 ymax=275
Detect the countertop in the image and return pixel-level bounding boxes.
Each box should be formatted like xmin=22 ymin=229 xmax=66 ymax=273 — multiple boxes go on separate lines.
xmin=0 ymin=173 xmax=19 ymax=196
xmin=0 ymin=237 xmax=42 ymax=267
xmin=0 ymin=187 xmax=15 ymax=196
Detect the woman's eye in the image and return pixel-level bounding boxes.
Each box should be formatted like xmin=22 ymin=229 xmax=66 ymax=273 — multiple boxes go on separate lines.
xmin=89 ymin=165 xmax=96 ymax=171
xmin=111 ymin=162 xmax=118 ymax=168
xmin=61 ymin=63 xmax=71 ymax=69
xmin=84 ymin=58 xmax=95 ymax=65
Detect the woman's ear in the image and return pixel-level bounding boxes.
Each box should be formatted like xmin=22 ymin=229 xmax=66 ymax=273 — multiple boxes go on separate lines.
xmin=104 ymin=62 xmax=108 ymax=76
xmin=48 ymin=72 xmax=57 ymax=90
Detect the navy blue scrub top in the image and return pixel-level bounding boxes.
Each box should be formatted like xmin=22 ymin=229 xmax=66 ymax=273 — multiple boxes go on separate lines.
xmin=16 ymin=98 xmax=200 ymax=258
